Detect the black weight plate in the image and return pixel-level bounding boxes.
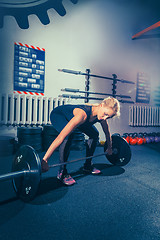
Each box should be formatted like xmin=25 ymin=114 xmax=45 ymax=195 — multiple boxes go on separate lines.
xmin=43 ymin=132 xmax=59 ymax=137
xmin=42 ymin=137 xmax=56 ymax=147
xmin=0 ymin=136 xmax=15 ymax=156
xmin=0 ymin=144 xmax=14 ymax=156
xmin=0 ymin=136 xmax=15 ymax=144
xmin=43 ymin=125 xmax=59 ymax=135
xmin=42 ymin=137 xmax=56 ymax=143
xmin=42 ymin=133 xmax=58 ymax=139
xmin=18 ymin=133 xmax=42 ymax=138
xmin=17 ymin=127 xmax=42 ymax=135
xmin=104 ymin=135 xmax=131 ymax=166
xmin=12 ymin=145 xmax=41 ymax=202
xmin=32 ymin=144 xmax=42 ymax=152
xmin=18 ymin=138 xmax=42 ymax=145
xmin=112 ymin=133 xmax=121 ymax=137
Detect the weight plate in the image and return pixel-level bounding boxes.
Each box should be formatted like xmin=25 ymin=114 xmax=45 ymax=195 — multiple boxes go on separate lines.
xmin=18 ymin=137 xmax=42 ymax=145
xmin=104 ymin=135 xmax=131 ymax=166
xmin=42 ymin=136 xmax=57 ymax=141
xmin=17 ymin=127 xmax=42 ymax=135
xmin=12 ymin=145 xmax=41 ymax=202
xmin=0 ymin=136 xmax=15 ymax=143
xmin=112 ymin=133 xmax=121 ymax=137
xmin=0 ymin=144 xmax=14 ymax=156
xmin=0 ymin=136 xmax=15 ymax=156
xmin=18 ymin=133 xmax=42 ymax=138
xmin=42 ymin=133 xmax=58 ymax=139
xmin=43 ymin=125 xmax=59 ymax=135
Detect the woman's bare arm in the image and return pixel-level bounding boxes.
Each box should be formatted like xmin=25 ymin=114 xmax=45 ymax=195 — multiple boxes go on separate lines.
xmin=100 ymin=120 xmax=112 ymax=154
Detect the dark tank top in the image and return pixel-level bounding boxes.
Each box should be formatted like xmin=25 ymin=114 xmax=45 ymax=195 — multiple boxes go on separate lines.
xmin=50 ymin=104 xmax=100 ymax=133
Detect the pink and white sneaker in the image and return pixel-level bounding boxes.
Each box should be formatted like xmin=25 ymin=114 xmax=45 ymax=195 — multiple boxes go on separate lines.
xmin=57 ymin=171 xmax=76 ymax=186
xmin=83 ymin=165 xmax=101 ymax=175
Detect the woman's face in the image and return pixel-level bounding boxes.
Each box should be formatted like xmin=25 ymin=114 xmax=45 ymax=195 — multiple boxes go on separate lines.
xmin=97 ymin=104 xmax=115 ymax=121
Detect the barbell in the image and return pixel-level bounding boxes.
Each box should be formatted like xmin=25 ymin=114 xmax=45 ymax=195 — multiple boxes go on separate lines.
xmin=0 ymin=135 xmax=131 ymax=202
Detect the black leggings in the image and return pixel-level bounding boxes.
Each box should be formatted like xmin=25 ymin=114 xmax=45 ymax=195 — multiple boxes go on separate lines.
xmin=59 ymin=124 xmax=99 ymax=174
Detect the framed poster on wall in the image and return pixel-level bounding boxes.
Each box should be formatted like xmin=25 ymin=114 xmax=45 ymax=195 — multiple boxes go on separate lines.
xmin=136 ymin=72 xmax=150 ymax=103
xmin=14 ymin=42 xmax=45 ymax=94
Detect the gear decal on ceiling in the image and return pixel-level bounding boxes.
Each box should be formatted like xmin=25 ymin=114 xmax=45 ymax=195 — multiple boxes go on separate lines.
xmin=0 ymin=0 xmax=78 ymax=29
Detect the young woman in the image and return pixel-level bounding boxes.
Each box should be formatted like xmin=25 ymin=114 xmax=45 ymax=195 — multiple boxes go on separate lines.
xmin=41 ymin=97 xmax=120 ymax=185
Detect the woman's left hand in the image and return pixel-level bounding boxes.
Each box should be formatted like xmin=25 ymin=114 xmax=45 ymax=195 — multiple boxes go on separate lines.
xmin=106 ymin=146 xmax=112 ymax=155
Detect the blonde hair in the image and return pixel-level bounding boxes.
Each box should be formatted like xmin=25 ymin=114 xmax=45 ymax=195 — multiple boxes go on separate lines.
xmin=86 ymin=97 xmax=120 ymax=117
xmin=102 ymin=97 xmax=120 ymax=117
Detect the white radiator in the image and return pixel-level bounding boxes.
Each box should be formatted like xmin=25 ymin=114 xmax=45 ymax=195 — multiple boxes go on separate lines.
xmin=129 ymin=105 xmax=160 ymax=127
xmin=0 ymin=94 xmax=66 ymax=126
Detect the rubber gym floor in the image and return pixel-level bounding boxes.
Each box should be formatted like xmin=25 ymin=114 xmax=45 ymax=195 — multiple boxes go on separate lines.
xmin=0 ymin=143 xmax=160 ymax=240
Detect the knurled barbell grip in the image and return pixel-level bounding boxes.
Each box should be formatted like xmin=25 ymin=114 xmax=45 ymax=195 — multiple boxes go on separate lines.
xmin=48 ymin=152 xmax=108 ymax=168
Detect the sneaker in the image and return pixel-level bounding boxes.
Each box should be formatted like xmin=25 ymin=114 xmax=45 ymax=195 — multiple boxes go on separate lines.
xmin=41 ymin=159 xmax=49 ymax=173
xmin=83 ymin=165 xmax=101 ymax=175
xmin=57 ymin=171 xmax=76 ymax=186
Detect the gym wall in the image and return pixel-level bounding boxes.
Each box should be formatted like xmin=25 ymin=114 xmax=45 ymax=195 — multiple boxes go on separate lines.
xmin=0 ymin=0 xmax=159 ymax=140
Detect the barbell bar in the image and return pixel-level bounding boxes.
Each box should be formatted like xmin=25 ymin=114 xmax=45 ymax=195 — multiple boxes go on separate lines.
xmin=0 ymin=135 xmax=131 ymax=202
xmin=59 ymin=94 xmax=135 ymax=104
xmin=58 ymin=69 xmax=135 ymax=84
xmin=61 ymin=88 xmax=132 ymax=99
